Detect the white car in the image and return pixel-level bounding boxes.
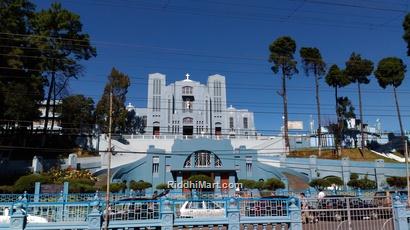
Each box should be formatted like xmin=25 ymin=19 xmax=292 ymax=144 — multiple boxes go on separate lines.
xmin=178 ymin=200 xmax=225 ymax=218
xmin=0 ymin=208 xmax=48 ymax=224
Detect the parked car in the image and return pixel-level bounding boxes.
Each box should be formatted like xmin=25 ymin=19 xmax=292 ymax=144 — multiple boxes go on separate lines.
xmin=0 ymin=208 xmax=48 ymax=224
xmin=110 ymin=197 xmax=159 ymax=220
xmin=242 ymin=196 xmax=289 ymax=217
xmin=178 ymin=200 xmax=225 ymax=218
xmin=373 ymin=190 xmax=407 ymax=207
xmin=317 ymin=195 xmax=379 ymax=221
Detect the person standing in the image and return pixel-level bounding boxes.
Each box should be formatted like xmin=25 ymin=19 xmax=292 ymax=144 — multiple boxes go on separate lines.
xmin=317 ymin=189 xmax=326 ymax=200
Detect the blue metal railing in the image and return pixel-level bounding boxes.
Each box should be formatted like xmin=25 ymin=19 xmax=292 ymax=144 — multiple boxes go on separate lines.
xmin=0 ymin=195 xmax=301 ymax=230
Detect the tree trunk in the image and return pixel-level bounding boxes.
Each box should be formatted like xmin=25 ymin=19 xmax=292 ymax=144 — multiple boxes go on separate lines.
xmin=357 ymin=82 xmax=365 ymax=149
xmin=393 ymin=87 xmax=405 ymax=137
xmin=282 ymin=72 xmax=290 ymax=152
xmin=335 ymin=87 xmax=338 ymax=120
xmin=335 ymin=87 xmax=342 ymax=156
xmin=315 ymin=73 xmax=322 ymax=156
xmin=393 ymin=86 xmax=409 ymax=204
xmin=393 ymin=86 xmax=407 ymax=156
xmin=51 ymin=79 xmax=56 ymax=132
xmin=43 ymin=72 xmax=55 ymax=133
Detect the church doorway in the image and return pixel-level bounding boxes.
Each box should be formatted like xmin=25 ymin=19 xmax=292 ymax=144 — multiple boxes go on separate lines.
xmin=183 ymin=126 xmax=193 ymax=136
xmin=215 ymin=127 xmax=221 ymax=136
xmin=153 ymin=126 xmax=160 ymax=136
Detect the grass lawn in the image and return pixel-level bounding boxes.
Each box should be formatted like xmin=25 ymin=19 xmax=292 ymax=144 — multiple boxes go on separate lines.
xmin=289 ymin=148 xmax=400 ymax=163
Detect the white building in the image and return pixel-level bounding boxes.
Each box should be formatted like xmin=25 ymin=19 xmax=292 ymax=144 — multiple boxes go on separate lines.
xmin=33 ymin=100 xmax=62 ymax=130
xmin=126 ymin=73 xmax=256 ymax=138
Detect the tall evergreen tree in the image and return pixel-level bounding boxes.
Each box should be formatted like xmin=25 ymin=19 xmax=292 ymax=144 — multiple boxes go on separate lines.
xmin=374 ymin=57 xmax=407 ymax=145
xmin=125 ymin=110 xmax=146 ymax=135
xmin=402 ymin=13 xmax=410 ymax=56
xmin=300 ymin=47 xmax=326 ymax=156
xmin=31 ymin=2 xmax=96 ymax=132
xmin=344 ymin=53 xmax=374 ymax=149
xmin=61 ymin=95 xmax=95 ymax=134
xmin=96 ymin=68 xmax=130 ymax=133
xmin=325 ymin=65 xmax=351 ymax=154
xmin=328 ymin=97 xmax=357 ymax=149
xmin=0 ymin=0 xmax=44 ymax=129
xmin=269 ymin=36 xmax=298 ymax=151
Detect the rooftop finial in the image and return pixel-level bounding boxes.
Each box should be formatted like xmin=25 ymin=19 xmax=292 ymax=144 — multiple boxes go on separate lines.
xmin=185 ymin=73 xmax=190 ymax=80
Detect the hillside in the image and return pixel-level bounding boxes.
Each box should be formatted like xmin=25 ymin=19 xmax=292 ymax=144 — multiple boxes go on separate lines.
xmin=289 ymin=148 xmax=399 ymax=163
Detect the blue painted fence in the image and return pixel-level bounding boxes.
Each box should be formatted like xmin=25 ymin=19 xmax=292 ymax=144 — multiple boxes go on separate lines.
xmin=0 ymin=195 xmax=302 ymax=230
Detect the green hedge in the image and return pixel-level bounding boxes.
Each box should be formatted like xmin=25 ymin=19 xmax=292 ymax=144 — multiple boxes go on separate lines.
xmin=238 ymin=178 xmax=284 ymax=191
xmin=325 ymin=176 xmax=344 ymax=186
xmin=0 ymin=185 xmax=14 ymax=194
xmin=14 ymin=174 xmax=53 ymax=193
xmin=238 ymin=179 xmax=256 ymax=189
xmin=386 ymin=176 xmax=407 ymax=189
xmin=156 ymin=183 xmax=172 ymax=190
xmin=129 ymin=180 xmax=152 ymax=191
xmin=100 ymin=182 xmax=127 ymax=193
xmin=347 ymin=177 xmax=376 ymax=190
xmin=309 ymin=178 xmax=331 ymax=190
xmin=67 ymin=178 xmax=96 ymax=193
xmin=263 ymin=178 xmax=285 ymax=190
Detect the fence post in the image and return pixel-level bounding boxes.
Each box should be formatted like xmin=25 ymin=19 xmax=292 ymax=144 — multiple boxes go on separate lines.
xmin=392 ymin=195 xmax=408 ymax=230
xmin=56 ymin=191 xmax=65 ymax=222
xmin=341 ymin=157 xmax=350 ymax=190
xmin=161 ymin=199 xmax=174 ymax=230
xmin=10 ymin=202 xmax=26 ymax=230
xmin=87 ymin=197 xmax=102 ymax=230
xmin=227 ymin=198 xmax=240 ymax=230
xmin=309 ymin=156 xmax=318 ymax=179
xmin=288 ymin=198 xmax=302 ymax=230
xmin=63 ymin=182 xmax=69 ymax=202
xmin=374 ymin=159 xmax=385 ymax=190
xmin=34 ymin=182 xmax=40 ymax=202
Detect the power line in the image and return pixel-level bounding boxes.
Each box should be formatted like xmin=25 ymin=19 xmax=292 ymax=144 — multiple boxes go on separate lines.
xmin=60 ymin=0 xmax=402 ymax=30
xmin=299 ymin=0 xmax=406 ymax=13
xmin=1 ymin=36 xmax=407 ymax=65
xmin=2 ymin=88 xmax=410 ymax=113
xmin=0 ymin=144 xmax=405 ymax=168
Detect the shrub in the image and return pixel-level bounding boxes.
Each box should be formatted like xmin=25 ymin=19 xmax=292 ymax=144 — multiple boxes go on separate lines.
xmin=325 ymin=176 xmax=344 ymax=186
xmin=309 ymin=178 xmax=331 ymax=190
xmin=238 ymin=179 xmax=256 ymax=189
xmin=0 ymin=185 xmax=14 ymax=194
xmin=263 ymin=178 xmax=285 ymax=191
xmin=187 ymin=174 xmax=214 ymax=184
xmin=254 ymin=180 xmax=265 ymax=190
xmin=386 ymin=177 xmax=407 ymax=189
xmin=101 ymin=182 xmax=127 ymax=193
xmin=350 ymin=173 xmax=359 ymax=180
xmin=156 ymin=183 xmax=172 ymax=190
xmin=129 ymin=180 xmax=152 ymax=191
xmin=68 ymin=178 xmax=96 ymax=193
xmin=69 ymin=183 xmax=95 ymax=193
xmin=347 ymin=176 xmax=376 ymax=190
xmin=14 ymin=174 xmax=52 ymax=193
xmin=46 ymin=168 xmax=97 ymax=183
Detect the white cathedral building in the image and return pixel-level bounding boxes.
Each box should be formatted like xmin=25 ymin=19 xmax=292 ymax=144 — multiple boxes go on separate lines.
xmin=126 ymin=73 xmax=257 ymax=138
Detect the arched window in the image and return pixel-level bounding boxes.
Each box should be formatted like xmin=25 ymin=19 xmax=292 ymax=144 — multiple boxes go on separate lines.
xmin=183 ymin=117 xmax=193 ymax=124
xmin=182 ymin=86 xmax=193 ymax=94
xmin=183 ymin=151 xmax=223 ymax=168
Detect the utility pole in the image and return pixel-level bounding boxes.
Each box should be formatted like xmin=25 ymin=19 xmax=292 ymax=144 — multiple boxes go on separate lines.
xmin=104 ymin=89 xmax=113 ymax=230
xmin=405 ymin=140 xmax=409 ymax=206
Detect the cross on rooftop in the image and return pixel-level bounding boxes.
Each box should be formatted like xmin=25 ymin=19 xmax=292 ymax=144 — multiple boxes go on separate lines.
xmin=185 ymin=73 xmax=190 ymax=80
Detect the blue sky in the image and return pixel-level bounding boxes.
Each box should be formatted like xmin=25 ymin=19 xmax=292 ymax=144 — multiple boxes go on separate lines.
xmin=34 ymin=0 xmax=410 ymax=135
